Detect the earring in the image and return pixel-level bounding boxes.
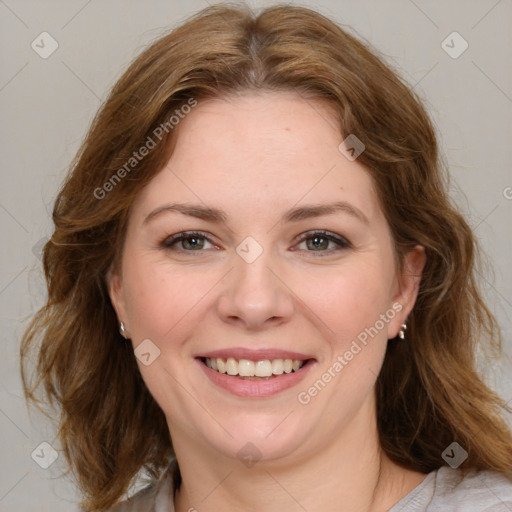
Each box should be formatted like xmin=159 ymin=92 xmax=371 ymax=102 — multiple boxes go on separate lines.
xmin=119 ymin=322 xmax=127 ymax=338
xmin=398 ymin=323 xmax=407 ymax=340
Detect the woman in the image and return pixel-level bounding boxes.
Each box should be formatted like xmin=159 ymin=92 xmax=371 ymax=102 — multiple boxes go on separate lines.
xmin=21 ymin=4 xmax=512 ymax=511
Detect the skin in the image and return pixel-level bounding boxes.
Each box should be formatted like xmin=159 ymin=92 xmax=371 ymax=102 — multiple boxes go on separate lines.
xmin=109 ymin=91 xmax=427 ymax=512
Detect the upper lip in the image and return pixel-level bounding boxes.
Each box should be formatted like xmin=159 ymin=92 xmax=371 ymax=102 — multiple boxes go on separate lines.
xmin=196 ymin=348 xmax=315 ymax=361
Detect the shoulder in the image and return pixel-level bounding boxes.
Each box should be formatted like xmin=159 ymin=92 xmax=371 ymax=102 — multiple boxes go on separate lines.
xmin=107 ymin=484 xmax=159 ymax=512
xmin=105 ymin=460 xmax=176 ymax=512
xmin=391 ymin=466 xmax=512 ymax=512
xmin=429 ymin=466 xmax=512 ymax=511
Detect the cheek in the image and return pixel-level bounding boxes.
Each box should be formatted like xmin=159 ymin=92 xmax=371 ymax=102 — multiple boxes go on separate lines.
xmin=122 ymin=257 xmax=218 ymax=420
xmin=298 ymin=258 xmax=393 ymax=348
xmin=122 ymin=253 xmax=216 ymax=342
xmin=300 ymin=265 xmax=392 ymax=409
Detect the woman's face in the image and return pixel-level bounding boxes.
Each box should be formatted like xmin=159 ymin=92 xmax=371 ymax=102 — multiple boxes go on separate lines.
xmin=109 ymin=91 xmax=424 ymax=465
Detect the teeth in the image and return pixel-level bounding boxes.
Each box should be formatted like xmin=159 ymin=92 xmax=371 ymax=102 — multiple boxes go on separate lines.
xmin=217 ymin=358 xmax=226 ymax=373
xmin=255 ymin=360 xmax=272 ymax=377
xmin=271 ymin=359 xmax=284 ymax=375
xmin=226 ymin=357 xmax=238 ymax=376
xmin=204 ymin=357 xmax=306 ymax=377
xmin=238 ymin=359 xmax=255 ymax=377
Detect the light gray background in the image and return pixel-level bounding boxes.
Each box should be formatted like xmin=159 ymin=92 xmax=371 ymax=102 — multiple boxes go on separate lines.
xmin=1 ymin=0 xmax=511 ymax=510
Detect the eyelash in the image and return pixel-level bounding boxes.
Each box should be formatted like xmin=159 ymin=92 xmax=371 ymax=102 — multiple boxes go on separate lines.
xmin=160 ymin=230 xmax=352 ymax=256
xmin=293 ymin=230 xmax=352 ymax=254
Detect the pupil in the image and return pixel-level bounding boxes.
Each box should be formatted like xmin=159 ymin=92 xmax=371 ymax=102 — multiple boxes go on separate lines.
xmin=184 ymin=237 xmax=203 ymax=249
xmin=309 ymin=236 xmax=328 ymax=250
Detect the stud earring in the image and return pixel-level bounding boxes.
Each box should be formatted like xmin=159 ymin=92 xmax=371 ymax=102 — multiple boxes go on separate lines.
xmin=398 ymin=323 xmax=407 ymax=340
xmin=119 ymin=322 xmax=127 ymax=338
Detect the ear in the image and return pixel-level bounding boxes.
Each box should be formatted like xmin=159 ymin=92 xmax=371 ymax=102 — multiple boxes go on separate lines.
xmin=106 ymin=268 xmax=128 ymax=328
xmin=387 ymin=245 xmax=426 ymax=339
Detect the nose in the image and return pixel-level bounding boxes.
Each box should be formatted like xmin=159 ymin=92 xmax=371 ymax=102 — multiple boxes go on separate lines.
xmin=216 ymin=252 xmax=295 ymax=331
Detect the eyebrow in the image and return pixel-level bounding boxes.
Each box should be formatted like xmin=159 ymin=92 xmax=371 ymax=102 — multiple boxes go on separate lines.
xmin=143 ymin=200 xmax=369 ymax=226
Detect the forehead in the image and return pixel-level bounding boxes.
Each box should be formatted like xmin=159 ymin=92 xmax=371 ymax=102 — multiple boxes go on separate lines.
xmin=132 ymin=91 xmax=380 ymax=224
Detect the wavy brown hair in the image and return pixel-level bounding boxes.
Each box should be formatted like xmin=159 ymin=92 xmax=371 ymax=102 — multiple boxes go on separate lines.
xmin=21 ymin=3 xmax=512 ymax=510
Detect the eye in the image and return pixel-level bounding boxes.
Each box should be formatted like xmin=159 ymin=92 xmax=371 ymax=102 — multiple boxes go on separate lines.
xmin=161 ymin=231 xmax=217 ymax=251
xmin=293 ymin=230 xmax=351 ymax=254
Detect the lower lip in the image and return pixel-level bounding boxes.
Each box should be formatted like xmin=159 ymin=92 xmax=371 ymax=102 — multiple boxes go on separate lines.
xmin=197 ymin=359 xmax=315 ymax=398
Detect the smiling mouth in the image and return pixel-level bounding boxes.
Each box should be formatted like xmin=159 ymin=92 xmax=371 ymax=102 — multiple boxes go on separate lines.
xmin=199 ymin=357 xmax=309 ymax=380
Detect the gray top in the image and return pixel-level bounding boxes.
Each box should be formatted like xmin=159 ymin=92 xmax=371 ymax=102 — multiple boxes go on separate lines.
xmin=107 ymin=460 xmax=512 ymax=511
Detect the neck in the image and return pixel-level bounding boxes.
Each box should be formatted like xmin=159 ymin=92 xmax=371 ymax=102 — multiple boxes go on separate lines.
xmin=172 ymin=398 xmax=426 ymax=512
